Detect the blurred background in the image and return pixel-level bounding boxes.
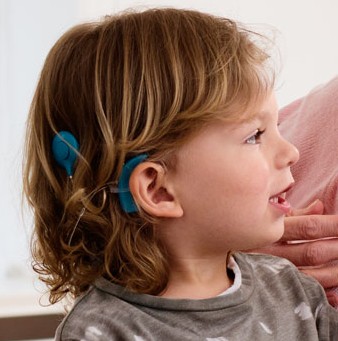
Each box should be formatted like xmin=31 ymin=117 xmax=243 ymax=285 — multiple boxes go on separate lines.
xmin=0 ymin=0 xmax=337 ymax=315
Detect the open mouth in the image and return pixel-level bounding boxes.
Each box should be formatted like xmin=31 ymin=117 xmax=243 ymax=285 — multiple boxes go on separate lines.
xmin=269 ymin=192 xmax=286 ymax=204
xmin=269 ymin=184 xmax=294 ymax=214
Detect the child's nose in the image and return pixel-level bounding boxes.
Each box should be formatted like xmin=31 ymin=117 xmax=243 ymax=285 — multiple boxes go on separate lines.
xmin=276 ymin=137 xmax=299 ymax=168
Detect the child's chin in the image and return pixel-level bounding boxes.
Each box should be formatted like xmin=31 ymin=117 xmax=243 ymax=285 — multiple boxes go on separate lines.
xmin=255 ymin=231 xmax=284 ymax=250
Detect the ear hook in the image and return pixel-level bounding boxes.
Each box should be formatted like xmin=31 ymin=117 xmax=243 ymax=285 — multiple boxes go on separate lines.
xmin=118 ymin=154 xmax=148 ymax=213
xmin=52 ymin=131 xmax=79 ymax=178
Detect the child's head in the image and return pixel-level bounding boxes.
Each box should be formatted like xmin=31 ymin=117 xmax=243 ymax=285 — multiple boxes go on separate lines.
xmin=24 ymin=8 xmax=274 ymax=303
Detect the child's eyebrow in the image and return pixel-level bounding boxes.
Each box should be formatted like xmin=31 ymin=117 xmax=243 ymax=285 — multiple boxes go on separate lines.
xmin=239 ymin=111 xmax=266 ymax=124
xmin=247 ymin=109 xmax=276 ymax=123
xmin=253 ymin=110 xmax=269 ymax=120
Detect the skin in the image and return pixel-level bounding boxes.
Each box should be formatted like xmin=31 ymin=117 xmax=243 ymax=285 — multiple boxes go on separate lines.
xmin=255 ymin=200 xmax=338 ymax=307
xmin=131 ymin=91 xmax=299 ymax=299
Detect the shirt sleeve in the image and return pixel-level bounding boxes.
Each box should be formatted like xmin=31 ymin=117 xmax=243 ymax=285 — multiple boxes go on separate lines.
xmin=296 ymin=269 xmax=338 ymax=339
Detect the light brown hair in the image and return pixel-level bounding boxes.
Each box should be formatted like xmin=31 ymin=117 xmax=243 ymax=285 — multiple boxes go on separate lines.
xmin=23 ymin=8 xmax=273 ymax=304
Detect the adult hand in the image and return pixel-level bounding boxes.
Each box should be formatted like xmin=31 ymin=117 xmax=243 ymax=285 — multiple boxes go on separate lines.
xmin=253 ymin=200 xmax=338 ymax=307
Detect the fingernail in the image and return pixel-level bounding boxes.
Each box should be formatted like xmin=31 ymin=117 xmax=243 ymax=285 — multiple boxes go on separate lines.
xmin=308 ymin=199 xmax=319 ymax=208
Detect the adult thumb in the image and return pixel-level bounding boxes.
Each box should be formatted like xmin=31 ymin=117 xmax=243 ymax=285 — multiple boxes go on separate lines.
xmin=288 ymin=199 xmax=324 ymax=217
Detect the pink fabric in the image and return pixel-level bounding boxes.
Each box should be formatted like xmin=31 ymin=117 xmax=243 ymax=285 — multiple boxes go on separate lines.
xmin=279 ymin=76 xmax=338 ymax=214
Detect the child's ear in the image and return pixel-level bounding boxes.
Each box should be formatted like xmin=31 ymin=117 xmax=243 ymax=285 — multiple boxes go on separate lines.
xmin=129 ymin=162 xmax=183 ymax=218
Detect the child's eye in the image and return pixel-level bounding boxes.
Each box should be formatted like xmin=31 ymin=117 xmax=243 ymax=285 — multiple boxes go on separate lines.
xmin=245 ymin=129 xmax=265 ymax=145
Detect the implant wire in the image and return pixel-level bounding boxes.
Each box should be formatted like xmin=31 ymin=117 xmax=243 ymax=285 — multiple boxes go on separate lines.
xmin=67 ymin=182 xmax=129 ymax=245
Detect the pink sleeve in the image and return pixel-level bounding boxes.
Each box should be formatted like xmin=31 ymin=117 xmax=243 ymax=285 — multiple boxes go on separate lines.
xmin=279 ymin=77 xmax=338 ymax=214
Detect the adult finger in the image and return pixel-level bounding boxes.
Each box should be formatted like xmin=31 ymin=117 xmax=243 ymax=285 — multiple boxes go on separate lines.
xmin=288 ymin=199 xmax=324 ymax=217
xmin=253 ymin=239 xmax=338 ymax=266
xmin=281 ymin=214 xmax=338 ymax=242
xmin=325 ymin=289 xmax=338 ymax=308
xmin=300 ymin=265 xmax=338 ymax=290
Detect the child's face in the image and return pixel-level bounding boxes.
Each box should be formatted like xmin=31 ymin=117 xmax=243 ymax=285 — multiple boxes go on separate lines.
xmin=169 ymin=91 xmax=299 ymax=255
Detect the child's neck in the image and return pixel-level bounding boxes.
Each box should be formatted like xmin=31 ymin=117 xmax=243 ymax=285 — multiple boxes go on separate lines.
xmin=159 ymin=255 xmax=233 ymax=299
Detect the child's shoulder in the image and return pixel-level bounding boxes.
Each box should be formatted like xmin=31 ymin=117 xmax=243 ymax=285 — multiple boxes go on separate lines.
xmin=55 ymin=280 xmax=132 ymax=340
xmin=234 ymin=251 xmax=324 ymax=296
xmin=235 ymin=251 xmax=296 ymax=270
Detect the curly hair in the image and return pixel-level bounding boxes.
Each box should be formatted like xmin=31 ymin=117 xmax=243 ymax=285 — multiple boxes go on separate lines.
xmin=23 ymin=8 xmax=274 ymax=304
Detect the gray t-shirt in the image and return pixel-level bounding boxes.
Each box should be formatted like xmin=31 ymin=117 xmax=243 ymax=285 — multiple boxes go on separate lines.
xmin=55 ymin=253 xmax=338 ymax=340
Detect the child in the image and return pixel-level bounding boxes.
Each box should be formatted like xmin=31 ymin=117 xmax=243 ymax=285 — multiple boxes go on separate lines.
xmin=23 ymin=8 xmax=338 ymax=340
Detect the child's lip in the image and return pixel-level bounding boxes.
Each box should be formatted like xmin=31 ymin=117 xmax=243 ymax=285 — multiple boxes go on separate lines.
xmin=270 ymin=182 xmax=295 ymax=200
xmin=269 ymin=196 xmax=291 ymax=214
xmin=268 ymin=183 xmax=294 ymax=214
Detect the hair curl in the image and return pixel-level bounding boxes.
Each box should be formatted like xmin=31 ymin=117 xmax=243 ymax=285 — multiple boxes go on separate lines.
xmin=23 ymin=8 xmax=274 ymax=304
